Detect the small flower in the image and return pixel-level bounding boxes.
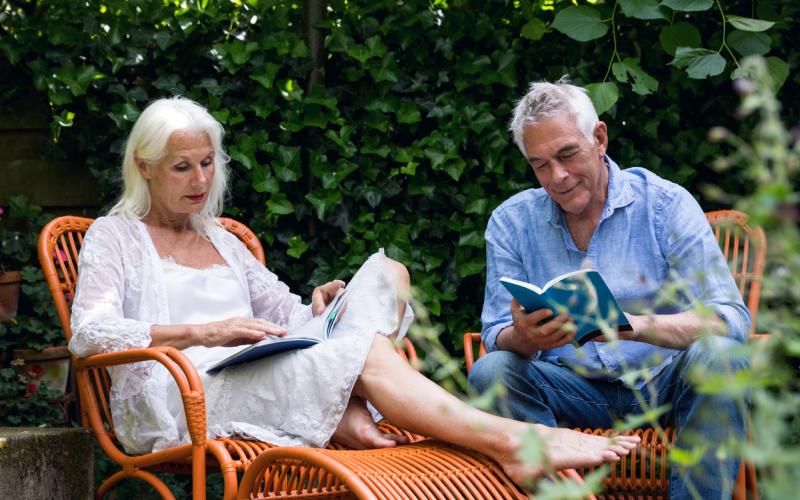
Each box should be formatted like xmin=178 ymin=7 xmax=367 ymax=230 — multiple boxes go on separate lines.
xmin=28 ymin=364 xmax=44 ymax=377
xmin=53 ymin=249 xmax=68 ymax=262
xmin=27 ymin=383 xmax=39 ymax=394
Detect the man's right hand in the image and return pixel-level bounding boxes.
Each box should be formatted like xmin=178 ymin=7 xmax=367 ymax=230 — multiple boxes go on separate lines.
xmin=497 ymin=299 xmax=576 ymax=356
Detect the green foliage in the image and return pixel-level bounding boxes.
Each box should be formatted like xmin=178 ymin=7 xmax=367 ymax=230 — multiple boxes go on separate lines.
xmin=2 ymin=0 xmax=797 ymax=343
xmin=0 ymin=2 xmax=799 ymax=497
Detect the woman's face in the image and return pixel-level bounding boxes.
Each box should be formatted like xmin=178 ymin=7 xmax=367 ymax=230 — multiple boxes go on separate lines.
xmin=138 ymin=131 xmax=215 ymax=220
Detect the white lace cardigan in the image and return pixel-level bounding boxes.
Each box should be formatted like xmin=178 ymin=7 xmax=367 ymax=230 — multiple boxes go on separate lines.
xmin=69 ymin=215 xmax=312 ymax=453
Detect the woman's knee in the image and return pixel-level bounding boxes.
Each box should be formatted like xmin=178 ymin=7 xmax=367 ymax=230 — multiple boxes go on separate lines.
xmin=467 ymin=350 xmax=525 ymax=393
xmin=385 ymin=257 xmax=410 ymax=290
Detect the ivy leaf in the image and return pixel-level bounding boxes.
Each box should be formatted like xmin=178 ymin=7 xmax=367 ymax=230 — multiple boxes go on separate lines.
xmin=669 ymin=47 xmax=726 ymax=79
xmin=396 ymin=102 xmax=421 ymax=124
xmin=766 ymin=56 xmax=789 ymax=90
xmin=456 ymin=259 xmax=485 ymax=278
xmin=266 ymin=193 xmax=294 ymax=216
xmin=660 ymin=0 xmax=713 ymax=12
xmin=458 ymin=230 xmax=484 ymax=248
xmin=306 ymin=190 xmax=342 ymax=220
xmin=612 ymin=58 xmax=659 ymax=95
xmin=520 ymin=18 xmax=547 ymax=41
xmin=250 ymin=63 xmax=280 ymax=89
xmin=658 ymin=22 xmax=702 ymax=56
xmin=286 ymin=235 xmax=308 ymax=259
xmin=727 ymin=30 xmax=771 ymax=57
xmin=273 ymin=146 xmax=301 ymax=182
xmin=619 ymin=0 xmax=667 ymax=20
xmin=727 ymin=15 xmax=775 ymax=32
xmin=586 ymin=82 xmax=619 ymax=115
xmin=551 ymin=6 xmax=609 ymax=42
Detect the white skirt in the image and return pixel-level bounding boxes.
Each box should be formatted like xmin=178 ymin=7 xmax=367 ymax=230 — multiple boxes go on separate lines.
xmin=166 ymin=250 xmax=413 ymax=447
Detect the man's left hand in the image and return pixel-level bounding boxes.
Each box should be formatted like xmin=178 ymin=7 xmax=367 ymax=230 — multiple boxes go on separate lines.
xmin=311 ymin=280 xmax=346 ymax=316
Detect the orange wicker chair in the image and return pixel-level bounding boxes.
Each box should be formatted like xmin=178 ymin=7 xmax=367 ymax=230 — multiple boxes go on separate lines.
xmin=38 ymin=216 xmax=537 ymax=500
xmin=463 ymin=209 xmax=766 ymax=500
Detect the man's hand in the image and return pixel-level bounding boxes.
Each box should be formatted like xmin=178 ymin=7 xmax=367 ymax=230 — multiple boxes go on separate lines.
xmin=201 ymin=317 xmax=287 ymax=347
xmin=311 ymin=279 xmax=346 ymax=316
xmin=592 ymin=311 xmax=727 ymax=350
xmin=497 ymin=299 xmax=576 ymax=356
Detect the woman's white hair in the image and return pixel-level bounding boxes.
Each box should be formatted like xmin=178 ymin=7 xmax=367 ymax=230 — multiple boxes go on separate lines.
xmin=108 ymin=96 xmax=229 ymax=233
xmin=509 ymin=76 xmax=599 ymax=155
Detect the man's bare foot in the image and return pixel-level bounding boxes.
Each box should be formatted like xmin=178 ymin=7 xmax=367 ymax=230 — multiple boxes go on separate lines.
xmin=493 ymin=425 xmax=640 ymax=486
xmin=332 ymin=397 xmax=411 ymax=450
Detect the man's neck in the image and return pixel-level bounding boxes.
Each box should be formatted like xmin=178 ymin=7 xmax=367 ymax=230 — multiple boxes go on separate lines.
xmin=564 ymin=162 xmax=610 ymax=251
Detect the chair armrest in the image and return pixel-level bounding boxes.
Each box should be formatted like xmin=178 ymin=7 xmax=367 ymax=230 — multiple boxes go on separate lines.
xmin=73 ymin=346 xmax=207 ymax=446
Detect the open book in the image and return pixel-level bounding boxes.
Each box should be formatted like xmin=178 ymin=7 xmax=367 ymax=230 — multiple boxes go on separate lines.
xmin=499 ymin=269 xmax=632 ymax=346
xmin=207 ymin=289 xmax=347 ymax=373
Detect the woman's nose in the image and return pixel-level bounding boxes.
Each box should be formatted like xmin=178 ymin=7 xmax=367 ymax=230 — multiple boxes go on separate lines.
xmin=191 ymin=165 xmax=206 ymax=184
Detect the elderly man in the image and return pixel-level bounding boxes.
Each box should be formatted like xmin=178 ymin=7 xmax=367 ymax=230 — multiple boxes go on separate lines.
xmin=468 ymin=78 xmax=750 ymax=498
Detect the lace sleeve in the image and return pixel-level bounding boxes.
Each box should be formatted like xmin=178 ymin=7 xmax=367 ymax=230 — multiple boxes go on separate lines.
xmin=242 ymin=250 xmax=312 ymax=330
xmin=69 ymin=219 xmax=153 ymax=357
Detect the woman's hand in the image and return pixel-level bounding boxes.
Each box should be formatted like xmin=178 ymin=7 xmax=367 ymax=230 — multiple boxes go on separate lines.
xmin=311 ymin=279 xmax=346 ymax=316
xmin=201 ymin=317 xmax=288 ymax=347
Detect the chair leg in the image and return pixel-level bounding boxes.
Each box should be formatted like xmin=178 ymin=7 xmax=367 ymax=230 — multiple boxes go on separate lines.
xmin=95 ymin=470 xmax=177 ymax=500
xmin=208 ymin=439 xmax=240 ymax=500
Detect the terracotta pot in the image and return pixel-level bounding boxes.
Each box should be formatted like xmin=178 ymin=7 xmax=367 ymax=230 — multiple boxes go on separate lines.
xmin=0 ymin=270 xmax=22 ymax=321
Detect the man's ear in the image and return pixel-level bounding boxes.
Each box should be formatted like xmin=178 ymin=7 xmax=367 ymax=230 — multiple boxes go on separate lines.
xmin=134 ymin=154 xmax=151 ymax=180
xmin=594 ymin=121 xmax=608 ymax=157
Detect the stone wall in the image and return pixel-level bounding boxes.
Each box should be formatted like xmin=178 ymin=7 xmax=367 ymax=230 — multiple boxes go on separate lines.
xmin=0 ymin=427 xmax=93 ymax=499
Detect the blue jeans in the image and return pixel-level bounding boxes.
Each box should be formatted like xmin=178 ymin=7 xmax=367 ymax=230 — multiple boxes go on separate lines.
xmin=468 ymin=336 xmax=749 ymax=499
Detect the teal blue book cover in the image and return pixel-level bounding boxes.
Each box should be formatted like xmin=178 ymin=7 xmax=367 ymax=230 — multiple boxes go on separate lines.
xmin=500 ymin=269 xmax=632 ymax=346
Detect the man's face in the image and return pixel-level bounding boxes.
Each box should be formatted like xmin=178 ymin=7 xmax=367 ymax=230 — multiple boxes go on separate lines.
xmin=521 ymin=111 xmax=608 ymax=217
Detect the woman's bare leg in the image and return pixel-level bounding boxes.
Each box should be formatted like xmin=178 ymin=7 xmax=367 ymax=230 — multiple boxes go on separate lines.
xmin=331 ymin=256 xmax=411 ymax=449
xmin=353 ymin=335 xmax=639 ymax=483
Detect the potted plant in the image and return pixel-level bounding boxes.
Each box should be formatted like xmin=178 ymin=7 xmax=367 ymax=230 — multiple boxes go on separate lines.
xmin=0 ymin=196 xmax=74 ymax=424
xmin=0 ymin=206 xmax=23 ymax=322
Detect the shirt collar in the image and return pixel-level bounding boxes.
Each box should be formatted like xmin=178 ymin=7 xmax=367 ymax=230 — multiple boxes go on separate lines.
xmin=547 ymin=155 xmax=634 ymax=228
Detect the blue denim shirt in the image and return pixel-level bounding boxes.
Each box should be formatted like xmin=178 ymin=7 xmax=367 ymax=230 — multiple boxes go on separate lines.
xmin=481 ymin=157 xmax=751 ymax=385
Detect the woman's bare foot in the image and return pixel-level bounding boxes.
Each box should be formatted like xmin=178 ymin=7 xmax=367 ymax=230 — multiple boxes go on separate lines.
xmin=332 ymin=397 xmax=411 ymax=450
xmin=492 ymin=424 xmax=640 ymax=485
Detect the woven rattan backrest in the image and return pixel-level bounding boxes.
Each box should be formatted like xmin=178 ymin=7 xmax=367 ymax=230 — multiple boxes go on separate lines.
xmin=705 ymin=210 xmax=766 ymax=335
xmin=38 ymin=216 xmax=266 ymax=438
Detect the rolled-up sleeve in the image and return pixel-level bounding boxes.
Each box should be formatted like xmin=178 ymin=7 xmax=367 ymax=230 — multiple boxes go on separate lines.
xmin=481 ymin=211 xmax=527 ymax=352
xmin=657 ymin=189 xmax=752 ymax=343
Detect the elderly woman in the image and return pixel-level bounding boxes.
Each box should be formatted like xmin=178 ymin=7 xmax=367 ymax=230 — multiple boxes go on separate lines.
xmin=69 ymin=97 xmax=638 ymax=483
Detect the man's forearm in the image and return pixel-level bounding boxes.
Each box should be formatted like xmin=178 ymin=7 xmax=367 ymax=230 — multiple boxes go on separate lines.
xmin=627 ymin=309 xmax=728 ymax=350
xmin=495 ymin=325 xmax=540 ymax=358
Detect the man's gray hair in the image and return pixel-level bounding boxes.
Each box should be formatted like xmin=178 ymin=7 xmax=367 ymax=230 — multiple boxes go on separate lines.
xmin=108 ymin=96 xmax=230 ymax=233
xmin=509 ymin=76 xmax=599 ymax=155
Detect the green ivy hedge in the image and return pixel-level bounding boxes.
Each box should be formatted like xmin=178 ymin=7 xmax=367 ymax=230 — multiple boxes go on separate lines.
xmin=1 ymin=0 xmax=797 ymax=346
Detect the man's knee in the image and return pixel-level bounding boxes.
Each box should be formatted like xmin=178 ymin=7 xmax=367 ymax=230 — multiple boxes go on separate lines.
xmin=467 ymin=350 xmax=527 ymax=393
xmin=684 ymin=335 xmax=750 ymax=373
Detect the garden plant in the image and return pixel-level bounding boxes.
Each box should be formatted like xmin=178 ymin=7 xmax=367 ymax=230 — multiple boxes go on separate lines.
xmin=0 ymin=0 xmax=797 ymax=498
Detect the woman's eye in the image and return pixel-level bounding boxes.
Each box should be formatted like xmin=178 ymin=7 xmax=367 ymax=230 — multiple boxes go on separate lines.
xmin=173 ymin=163 xmax=189 ymax=171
